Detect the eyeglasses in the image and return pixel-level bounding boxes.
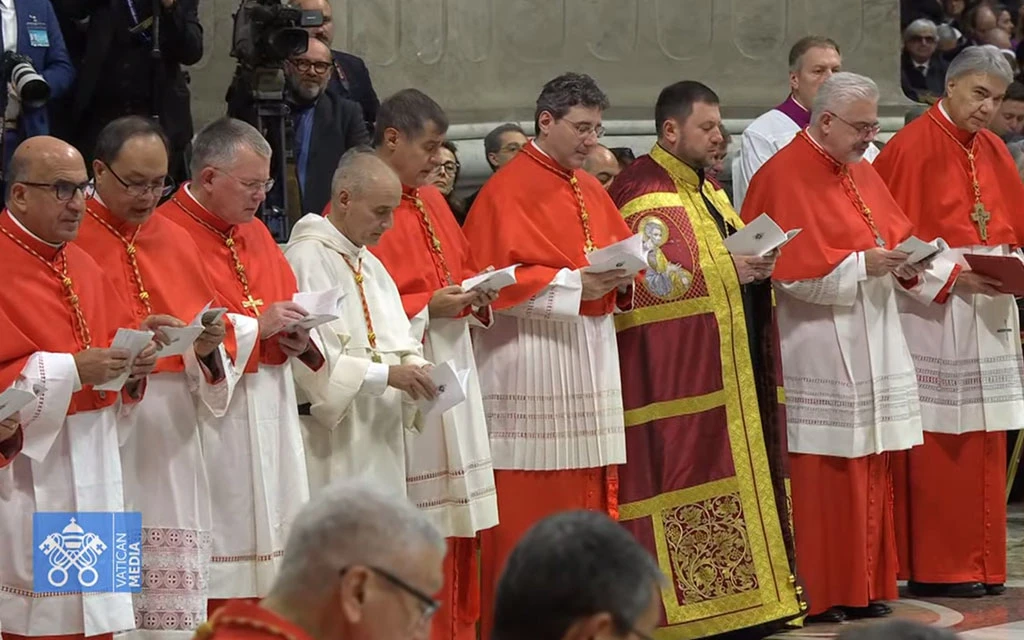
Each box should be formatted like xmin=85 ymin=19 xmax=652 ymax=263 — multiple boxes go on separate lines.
xmin=103 ymin=162 xmax=174 ymax=199
xmin=290 ymin=59 xmax=332 ymax=75
xmin=562 ymin=118 xmax=605 ymax=139
xmin=340 ymin=566 xmax=440 ymax=626
xmin=436 ymin=161 xmax=460 ymax=174
xmin=827 ymin=112 xmax=881 ymax=137
xmin=19 ymin=180 xmax=95 ymax=201
xmin=213 ymin=168 xmax=275 ymax=193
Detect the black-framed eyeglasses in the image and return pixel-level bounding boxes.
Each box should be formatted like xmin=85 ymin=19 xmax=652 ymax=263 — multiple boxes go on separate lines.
xmin=19 ymin=180 xmax=95 ymax=202
xmin=290 ymin=59 xmax=332 ymax=75
xmin=436 ymin=161 xmax=460 ymax=174
xmin=340 ymin=566 xmax=440 ymax=625
xmin=103 ymin=162 xmax=174 ymax=199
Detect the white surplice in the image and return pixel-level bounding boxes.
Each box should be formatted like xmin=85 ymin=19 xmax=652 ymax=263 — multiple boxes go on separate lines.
xmin=776 ymin=252 xmax=925 ymax=457
xmin=0 ymin=353 xmax=136 ymax=637
xmin=471 ymin=268 xmax=627 ymax=471
xmin=897 ymin=246 xmax=1024 ymax=434
xmin=406 ymin=305 xmax=498 ymax=538
xmin=285 ymin=213 xmax=428 ymax=497
xmin=733 ymin=108 xmax=880 ymax=210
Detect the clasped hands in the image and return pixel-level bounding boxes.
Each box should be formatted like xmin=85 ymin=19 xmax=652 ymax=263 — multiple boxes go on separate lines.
xmin=257 ymin=302 xmax=315 ymax=357
xmin=732 ymin=249 xmax=780 ymax=285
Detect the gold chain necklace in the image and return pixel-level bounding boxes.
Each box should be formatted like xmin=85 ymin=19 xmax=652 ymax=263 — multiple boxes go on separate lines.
xmin=339 ymin=254 xmax=382 ymax=363
xmin=402 ymin=191 xmax=454 ymax=285
xmin=524 ymin=145 xmax=597 ymax=253
xmin=927 ymin=110 xmax=991 ymax=242
xmin=86 ymin=206 xmax=151 ymax=315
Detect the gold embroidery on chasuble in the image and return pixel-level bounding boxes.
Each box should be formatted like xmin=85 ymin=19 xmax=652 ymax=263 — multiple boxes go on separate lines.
xmin=615 ymin=145 xmax=802 ymax=638
xmin=637 ymin=215 xmax=693 ymax=300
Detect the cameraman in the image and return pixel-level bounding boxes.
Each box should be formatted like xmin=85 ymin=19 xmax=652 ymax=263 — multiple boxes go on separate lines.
xmin=228 ymin=34 xmax=369 ymax=225
xmin=52 ymin=0 xmax=201 ymax=183
xmin=0 ymin=0 xmax=74 ymax=177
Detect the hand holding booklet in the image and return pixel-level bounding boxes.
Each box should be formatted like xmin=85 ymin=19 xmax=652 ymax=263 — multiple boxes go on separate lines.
xmin=0 ymin=386 xmax=38 ymax=422
xmin=94 ymin=328 xmax=155 ymax=392
xmin=416 ymin=360 xmax=469 ymax=422
xmin=723 ymin=213 xmax=801 ymax=257
xmin=286 ymin=287 xmax=346 ymax=333
xmin=894 ymin=236 xmax=943 ymax=265
xmin=462 ymin=264 xmax=519 ymax=293
xmin=964 ymin=254 xmax=1024 ymax=296
xmin=157 ymin=302 xmax=227 ymax=358
xmin=583 ymin=234 xmax=648 ymax=275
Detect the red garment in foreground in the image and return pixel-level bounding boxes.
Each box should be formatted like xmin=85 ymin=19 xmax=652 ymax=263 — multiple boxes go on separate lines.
xmin=789 ymin=453 xmax=898 ymax=614
xmin=891 ymin=431 xmax=1007 ymax=583
xmin=198 ymin=601 xmax=313 ymax=640
xmin=2 ymin=634 xmax=112 ymax=640
xmin=479 ymin=468 xmax=617 ymax=640
xmin=431 ymin=538 xmax=478 ymax=640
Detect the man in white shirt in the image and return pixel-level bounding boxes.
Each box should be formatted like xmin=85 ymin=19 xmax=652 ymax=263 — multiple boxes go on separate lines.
xmin=733 ymin=35 xmax=879 ymax=209
xmin=285 ymin=147 xmax=436 ymax=495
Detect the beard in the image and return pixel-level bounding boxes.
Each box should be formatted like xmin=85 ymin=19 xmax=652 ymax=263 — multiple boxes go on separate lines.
xmin=286 ymin=77 xmax=323 ymax=105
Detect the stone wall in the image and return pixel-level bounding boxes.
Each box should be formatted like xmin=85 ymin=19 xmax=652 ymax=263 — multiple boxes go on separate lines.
xmin=186 ymin=0 xmax=904 ymax=185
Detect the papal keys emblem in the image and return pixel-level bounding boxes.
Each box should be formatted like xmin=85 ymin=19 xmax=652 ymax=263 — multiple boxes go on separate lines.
xmin=37 ymin=517 xmax=108 ymax=587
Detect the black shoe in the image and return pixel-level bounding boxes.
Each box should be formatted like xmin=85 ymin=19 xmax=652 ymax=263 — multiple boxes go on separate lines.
xmin=805 ymin=608 xmax=847 ymax=623
xmin=840 ymin=602 xmax=893 ymax=619
xmin=908 ymin=581 xmax=986 ymax=598
xmin=986 ymin=583 xmax=1006 ymax=595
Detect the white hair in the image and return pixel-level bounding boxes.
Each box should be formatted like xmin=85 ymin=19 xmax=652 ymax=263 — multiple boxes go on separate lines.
xmin=268 ymin=480 xmax=444 ymax=600
xmin=946 ymin=45 xmax=1014 ymax=87
xmin=811 ymin=72 xmax=880 ymax=124
xmin=189 ymin=117 xmax=273 ymax=177
xmin=903 ymin=18 xmax=938 ymax=41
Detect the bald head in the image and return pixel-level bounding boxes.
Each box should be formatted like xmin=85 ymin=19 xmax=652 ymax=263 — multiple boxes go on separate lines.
xmin=583 ymin=144 xmax=621 ymax=189
xmin=291 ymin=0 xmax=334 ymax=45
xmin=7 ymin=136 xmax=89 ymax=243
xmin=329 ymin=147 xmax=402 ymax=246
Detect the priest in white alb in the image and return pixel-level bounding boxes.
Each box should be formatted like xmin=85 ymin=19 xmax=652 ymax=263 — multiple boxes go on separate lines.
xmin=285 ymin=147 xmax=436 ymax=495
xmin=741 ymin=73 xmax=950 ymax=622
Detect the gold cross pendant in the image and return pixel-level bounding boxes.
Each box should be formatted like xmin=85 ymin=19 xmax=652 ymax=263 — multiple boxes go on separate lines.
xmin=242 ymin=295 xmax=264 ymax=316
xmin=971 ymin=202 xmax=991 ymax=242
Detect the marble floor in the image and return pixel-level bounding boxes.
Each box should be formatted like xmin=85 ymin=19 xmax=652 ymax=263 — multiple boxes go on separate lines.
xmin=774 ymin=505 xmax=1024 ymax=640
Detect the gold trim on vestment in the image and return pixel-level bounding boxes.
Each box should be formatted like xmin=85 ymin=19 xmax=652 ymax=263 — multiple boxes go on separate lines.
xmin=777 ymin=386 xmax=786 ymax=405
xmin=614 ymin=296 xmax=714 ymax=331
xmin=617 ymin=144 xmax=802 ymax=639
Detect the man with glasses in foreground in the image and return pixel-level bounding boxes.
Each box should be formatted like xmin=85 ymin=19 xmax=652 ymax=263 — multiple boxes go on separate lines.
xmin=875 ymin=45 xmax=1024 ymax=599
xmin=76 ymin=116 xmax=232 ymax=639
xmin=463 ymin=72 xmax=634 ymax=640
xmin=195 ymin=480 xmax=445 ymax=640
xmin=158 ymin=117 xmax=324 ymax=616
xmin=492 ymin=511 xmax=662 ymax=640
xmin=743 ymin=72 xmax=939 ymax=622
xmin=0 ymin=136 xmax=159 ymax=640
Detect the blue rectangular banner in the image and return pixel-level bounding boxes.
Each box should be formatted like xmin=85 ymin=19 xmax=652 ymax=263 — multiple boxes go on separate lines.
xmin=33 ymin=512 xmax=143 ymax=593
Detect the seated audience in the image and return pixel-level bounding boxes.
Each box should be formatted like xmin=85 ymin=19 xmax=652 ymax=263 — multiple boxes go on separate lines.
xmin=464 ymin=122 xmax=528 ymax=213
xmin=990 ymin=79 xmax=1024 ymax=139
xmin=902 ymin=18 xmax=950 ymax=102
xmin=429 ymin=139 xmax=467 ymax=222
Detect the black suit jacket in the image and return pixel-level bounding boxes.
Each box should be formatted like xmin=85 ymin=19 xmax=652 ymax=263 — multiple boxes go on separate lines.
xmin=300 ymin=91 xmax=370 ymax=215
xmin=902 ymin=51 xmax=948 ymax=104
xmin=330 ymin=50 xmax=379 ymax=132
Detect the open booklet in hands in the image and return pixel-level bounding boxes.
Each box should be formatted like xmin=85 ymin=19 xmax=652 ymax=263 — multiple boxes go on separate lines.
xmin=723 ymin=213 xmax=801 ymax=256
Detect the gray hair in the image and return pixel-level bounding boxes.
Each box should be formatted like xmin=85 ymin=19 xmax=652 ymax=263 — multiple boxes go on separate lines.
xmin=329 ymin=145 xmax=396 ymax=199
xmin=268 ymin=480 xmax=444 ymax=601
xmin=903 ymin=18 xmax=939 ymax=41
xmin=534 ymin=72 xmax=610 ymax=136
xmin=493 ymin=511 xmax=665 ymax=640
xmin=189 ymin=117 xmax=272 ymax=178
xmin=946 ymin=45 xmax=1014 ymax=86
xmin=811 ymin=72 xmax=880 ymax=124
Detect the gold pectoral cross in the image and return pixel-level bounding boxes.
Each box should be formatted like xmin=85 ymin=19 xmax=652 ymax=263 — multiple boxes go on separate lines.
xmin=971 ymin=202 xmax=991 ymax=242
xmin=242 ymin=294 xmax=264 ymax=316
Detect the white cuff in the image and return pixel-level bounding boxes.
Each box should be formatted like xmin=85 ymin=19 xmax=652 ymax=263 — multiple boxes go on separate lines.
xmin=360 ymin=361 xmax=390 ymax=396
xmin=856 ymin=251 xmax=867 ymax=282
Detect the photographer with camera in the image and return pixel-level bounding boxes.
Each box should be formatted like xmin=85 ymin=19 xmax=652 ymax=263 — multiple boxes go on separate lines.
xmin=0 ymin=0 xmax=74 ymax=201
xmin=52 ymin=0 xmax=201 ymax=183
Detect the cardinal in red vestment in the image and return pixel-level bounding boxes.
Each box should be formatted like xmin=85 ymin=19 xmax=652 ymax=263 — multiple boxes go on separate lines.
xmin=345 ymin=90 xmax=499 ymax=640
xmin=462 ymin=73 xmax=635 ymax=640
xmin=874 ymin=46 xmax=1024 ymax=598
xmin=154 ymin=118 xmax=322 ymax=615
xmin=0 ymin=136 xmax=158 ymax=640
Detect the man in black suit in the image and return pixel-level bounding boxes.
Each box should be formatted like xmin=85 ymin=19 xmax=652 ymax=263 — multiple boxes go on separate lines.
xmin=902 ymin=18 xmax=949 ymax=103
xmin=51 ymin=0 xmax=201 ymax=182
xmin=292 ymin=0 xmax=379 ymax=134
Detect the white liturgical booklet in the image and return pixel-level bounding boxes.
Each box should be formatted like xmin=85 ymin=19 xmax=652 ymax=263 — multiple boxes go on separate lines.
xmin=462 ymin=264 xmax=519 ymax=293
xmin=583 ymin=234 xmax=648 ymax=275
xmin=286 ymin=287 xmax=346 ymax=333
xmin=895 ymin=236 xmax=944 ymax=265
xmin=0 ymin=386 xmax=38 ymax=422
xmin=95 ymin=328 xmax=155 ymax=392
xmin=416 ymin=360 xmax=469 ymax=422
xmin=724 ymin=213 xmax=801 ymax=257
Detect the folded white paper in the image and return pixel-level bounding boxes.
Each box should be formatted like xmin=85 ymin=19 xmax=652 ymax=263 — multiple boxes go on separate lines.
xmin=416 ymin=360 xmax=469 ymax=421
xmin=895 ymin=236 xmax=943 ymax=265
xmin=583 ymin=234 xmax=648 ymax=275
xmin=156 ymin=302 xmax=229 ymax=358
xmin=94 ymin=328 xmax=155 ymax=392
xmin=724 ymin=213 xmax=801 ymax=257
xmin=0 ymin=386 xmax=37 ymax=422
xmin=462 ymin=264 xmax=519 ymax=293
xmin=286 ymin=287 xmax=346 ymax=333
